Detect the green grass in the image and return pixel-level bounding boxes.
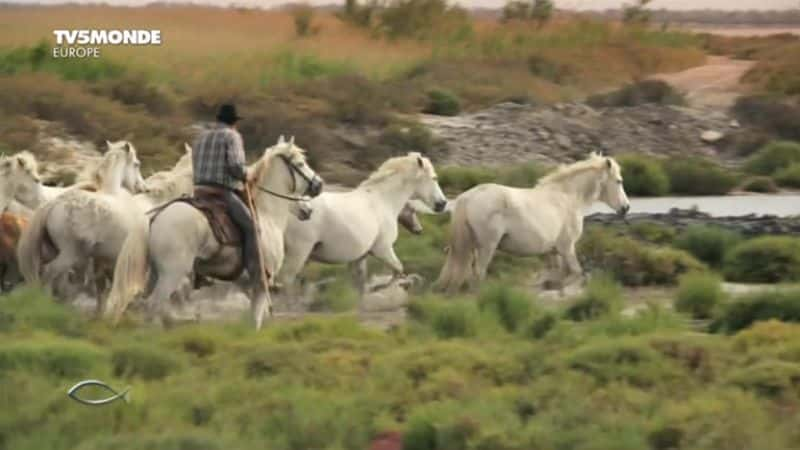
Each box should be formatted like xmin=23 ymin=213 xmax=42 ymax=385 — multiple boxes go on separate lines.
xmin=2 ymin=286 xmax=800 ymax=449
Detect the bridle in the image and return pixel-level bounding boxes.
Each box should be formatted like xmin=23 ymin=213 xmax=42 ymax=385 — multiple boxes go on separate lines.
xmin=254 ymin=153 xmax=319 ymax=202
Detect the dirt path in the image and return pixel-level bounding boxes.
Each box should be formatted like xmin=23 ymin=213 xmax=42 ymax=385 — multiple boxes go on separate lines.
xmin=650 ymin=56 xmax=755 ymax=109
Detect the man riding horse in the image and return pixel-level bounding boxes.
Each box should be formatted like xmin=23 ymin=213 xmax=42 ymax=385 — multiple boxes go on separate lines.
xmin=192 ymin=103 xmax=263 ymax=282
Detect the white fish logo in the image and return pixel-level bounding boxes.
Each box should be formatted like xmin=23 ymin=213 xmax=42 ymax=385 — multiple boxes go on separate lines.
xmin=67 ymin=380 xmax=130 ymax=406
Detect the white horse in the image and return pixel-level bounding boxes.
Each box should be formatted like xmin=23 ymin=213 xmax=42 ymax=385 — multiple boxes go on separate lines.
xmin=436 ymin=152 xmax=630 ymax=292
xmin=16 ymin=141 xmax=148 ymax=300
xmin=0 ymin=151 xmax=68 ymax=212
xmin=106 ymin=136 xmax=323 ymax=329
xmin=133 ymin=143 xmax=194 ymax=212
xmin=278 ymin=153 xmax=447 ymax=298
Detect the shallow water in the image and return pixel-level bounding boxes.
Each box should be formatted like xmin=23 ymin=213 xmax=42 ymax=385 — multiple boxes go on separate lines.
xmin=587 ymin=194 xmax=800 ymax=218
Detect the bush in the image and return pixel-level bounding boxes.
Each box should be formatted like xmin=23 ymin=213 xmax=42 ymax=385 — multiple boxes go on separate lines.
xmin=580 ymin=228 xmax=707 ymax=286
xmin=0 ymin=286 xmax=87 ymax=336
xmin=565 ymin=274 xmax=623 ymax=321
xmin=663 ymin=157 xmax=737 ymax=195
xmin=410 ymin=297 xmax=481 ymax=339
xmin=379 ymin=0 xmax=473 ymax=40
xmin=630 ymin=222 xmax=677 ymax=245
xmin=712 ymin=290 xmax=800 ymax=333
xmin=0 ymin=340 xmax=105 ymax=378
xmin=674 ymin=225 xmax=743 ymax=269
xmin=727 ymin=360 xmax=800 ymax=398
xmin=741 ymin=176 xmax=779 ymax=193
xmin=732 ymin=96 xmax=800 ymax=141
xmin=527 ymin=54 xmax=573 ymax=84
xmin=618 ymin=154 xmax=670 ymax=196
xmin=477 ymin=283 xmax=533 ymax=332
xmin=587 ymin=80 xmax=684 ymax=108
xmin=724 ymin=236 xmax=800 ymax=283
xmin=292 ymin=4 xmax=318 ymax=37
xmin=773 ymin=163 xmax=800 ymax=188
xmin=745 ymin=141 xmax=800 ymax=175
xmin=438 ymin=163 xmax=544 ymax=194
xmin=378 ymin=120 xmax=440 ymax=154
xmin=675 ymin=272 xmax=724 ymax=319
xmin=423 ymin=89 xmax=461 ymax=116
xmin=111 ymin=344 xmax=184 ymax=380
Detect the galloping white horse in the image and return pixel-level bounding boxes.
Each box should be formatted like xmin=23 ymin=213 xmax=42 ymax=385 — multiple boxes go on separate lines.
xmin=106 ymin=136 xmax=323 ymax=329
xmin=17 ymin=141 xmax=148 ymax=299
xmin=437 ymin=152 xmax=630 ymax=292
xmin=278 ymin=153 xmax=447 ymax=296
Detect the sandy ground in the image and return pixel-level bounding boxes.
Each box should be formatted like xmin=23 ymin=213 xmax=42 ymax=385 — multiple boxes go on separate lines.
xmin=650 ymin=55 xmax=755 ymax=109
xmin=685 ymin=26 xmax=800 ymax=37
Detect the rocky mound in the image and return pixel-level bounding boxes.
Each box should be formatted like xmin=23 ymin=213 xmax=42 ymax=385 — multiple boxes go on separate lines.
xmin=422 ymin=101 xmax=738 ymax=167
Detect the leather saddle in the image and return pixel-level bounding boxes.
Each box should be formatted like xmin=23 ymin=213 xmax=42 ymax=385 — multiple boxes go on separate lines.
xmin=150 ymin=185 xmax=242 ymax=247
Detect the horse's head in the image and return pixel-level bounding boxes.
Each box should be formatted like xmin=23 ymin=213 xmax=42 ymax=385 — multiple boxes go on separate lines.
xmin=408 ymin=153 xmax=447 ymax=213
xmin=257 ymin=135 xmax=323 ymax=198
xmin=106 ymin=140 xmax=147 ymax=194
xmin=398 ymin=202 xmax=423 ymax=235
xmin=1 ymin=151 xmax=44 ymax=207
xmin=598 ymin=155 xmax=630 ymax=216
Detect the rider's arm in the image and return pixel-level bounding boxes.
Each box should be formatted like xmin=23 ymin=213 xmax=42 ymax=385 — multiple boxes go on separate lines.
xmin=225 ymin=131 xmax=247 ymax=182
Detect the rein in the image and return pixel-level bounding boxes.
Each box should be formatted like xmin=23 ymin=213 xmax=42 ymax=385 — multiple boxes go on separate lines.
xmin=253 ymin=154 xmax=316 ymax=203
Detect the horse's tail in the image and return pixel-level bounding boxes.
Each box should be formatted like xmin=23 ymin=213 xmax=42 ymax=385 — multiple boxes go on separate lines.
xmin=105 ymin=219 xmax=150 ymax=324
xmin=16 ymin=200 xmax=56 ymax=283
xmin=436 ymin=197 xmax=476 ymax=293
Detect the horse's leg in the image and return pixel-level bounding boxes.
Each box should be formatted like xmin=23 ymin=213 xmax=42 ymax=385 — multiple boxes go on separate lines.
xmin=557 ymin=241 xmax=584 ymax=292
xmin=368 ymin=243 xmax=406 ymax=291
xmin=348 ymin=256 xmax=368 ymax=296
xmin=471 ymin=218 xmax=504 ymax=289
xmin=277 ymin=240 xmax=315 ymax=303
xmin=248 ymin=282 xmax=271 ymax=331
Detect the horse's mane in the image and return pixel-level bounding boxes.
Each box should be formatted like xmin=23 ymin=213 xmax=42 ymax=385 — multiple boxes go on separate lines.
xmin=538 ymin=152 xmax=613 ymax=186
xmin=75 ymin=141 xmax=133 ymax=189
xmin=145 ymin=165 xmax=192 ymax=199
xmin=359 ymin=152 xmax=433 ymax=188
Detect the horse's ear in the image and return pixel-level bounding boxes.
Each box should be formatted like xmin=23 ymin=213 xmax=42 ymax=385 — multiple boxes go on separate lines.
xmin=277 ymin=135 xmax=285 ymax=145
xmin=184 ymin=143 xmax=192 ymax=154
xmin=289 ymin=136 xmax=295 ymax=146
xmin=606 ymin=158 xmax=612 ymax=170
xmin=106 ymin=140 xmax=113 ymax=149
xmin=417 ymin=156 xmax=424 ymax=168
xmin=123 ymin=142 xmax=131 ymax=153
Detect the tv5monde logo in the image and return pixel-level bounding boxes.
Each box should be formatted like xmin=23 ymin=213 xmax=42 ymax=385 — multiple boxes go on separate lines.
xmin=51 ymin=29 xmax=162 ymax=58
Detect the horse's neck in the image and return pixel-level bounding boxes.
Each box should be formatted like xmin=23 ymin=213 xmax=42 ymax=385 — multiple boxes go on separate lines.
xmin=253 ymin=161 xmax=292 ymax=232
xmin=99 ymin=161 xmax=125 ymax=195
xmin=359 ymin=176 xmax=414 ymax=217
xmin=541 ymin=170 xmax=600 ymax=209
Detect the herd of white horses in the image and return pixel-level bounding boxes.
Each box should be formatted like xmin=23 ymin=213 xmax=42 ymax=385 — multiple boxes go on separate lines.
xmin=0 ymin=137 xmax=630 ymax=329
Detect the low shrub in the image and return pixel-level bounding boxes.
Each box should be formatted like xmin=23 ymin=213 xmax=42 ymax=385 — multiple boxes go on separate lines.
xmin=773 ymin=163 xmax=800 ymax=188
xmin=527 ymin=54 xmax=573 ymax=84
xmin=566 ymin=338 xmax=677 ymax=387
xmin=630 ymin=222 xmax=677 ymax=245
xmin=727 ymin=360 xmax=800 ymax=398
xmin=0 ymin=286 xmax=87 ymax=336
xmin=111 ymin=344 xmax=184 ymax=380
xmin=675 ymin=272 xmax=724 ymax=319
xmin=712 ymin=289 xmax=800 ymax=334
xmin=745 ymin=140 xmax=800 ymax=175
xmin=564 ymin=273 xmax=623 ymax=321
xmin=409 ymin=296 xmax=481 ymax=339
xmin=724 ymin=236 xmax=800 ymax=283
xmin=378 ymin=120 xmax=440 ymax=155
xmin=437 ymin=163 xmax=545 ymax=194
xmin=618 ymin=154 xmax=670 ymax=196
xmin=741 ymin=176 xmax=779 ymax=193
xmin=662 ymin=157 xmax=737 ymax=195
xmin=292 ymin=4 xmax=319 ymax=37
xmin=423 ymin=89 xmax=461 ymax=116
xmin=732 ymin=96 xmax=800 ymax=141
xmin=580 ymin=228 xmax=706 ymax=286
xmin=674 ymin=225 xmax=743 ymax=269
xmin=477 ymin=283 xmax=533 ymax=332
xmin=0 ymin=340 xmax=105 ymax=378
xmin=587 ymin=79 xmax=685 ymax=108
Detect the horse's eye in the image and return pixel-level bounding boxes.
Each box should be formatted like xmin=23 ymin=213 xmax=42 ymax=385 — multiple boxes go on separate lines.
xmin=617 ymin=179 xmax=623 ymax=185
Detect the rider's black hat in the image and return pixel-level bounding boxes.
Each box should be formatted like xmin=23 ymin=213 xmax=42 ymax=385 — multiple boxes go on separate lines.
xmin=216 ymin=103 xmax=242 ymax=125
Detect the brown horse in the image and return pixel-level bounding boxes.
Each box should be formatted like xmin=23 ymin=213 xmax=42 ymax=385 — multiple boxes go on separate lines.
xmin=0 ymin=212 xmax=27 ymax=292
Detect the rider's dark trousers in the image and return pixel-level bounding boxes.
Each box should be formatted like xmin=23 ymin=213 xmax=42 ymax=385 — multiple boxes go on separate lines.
xmin=222 ymin=189 xmax=264 ymax=281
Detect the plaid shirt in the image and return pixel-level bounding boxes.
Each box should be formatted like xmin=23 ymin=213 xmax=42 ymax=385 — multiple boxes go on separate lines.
xmin=192 ymin=123 xmax=247 ymax=191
